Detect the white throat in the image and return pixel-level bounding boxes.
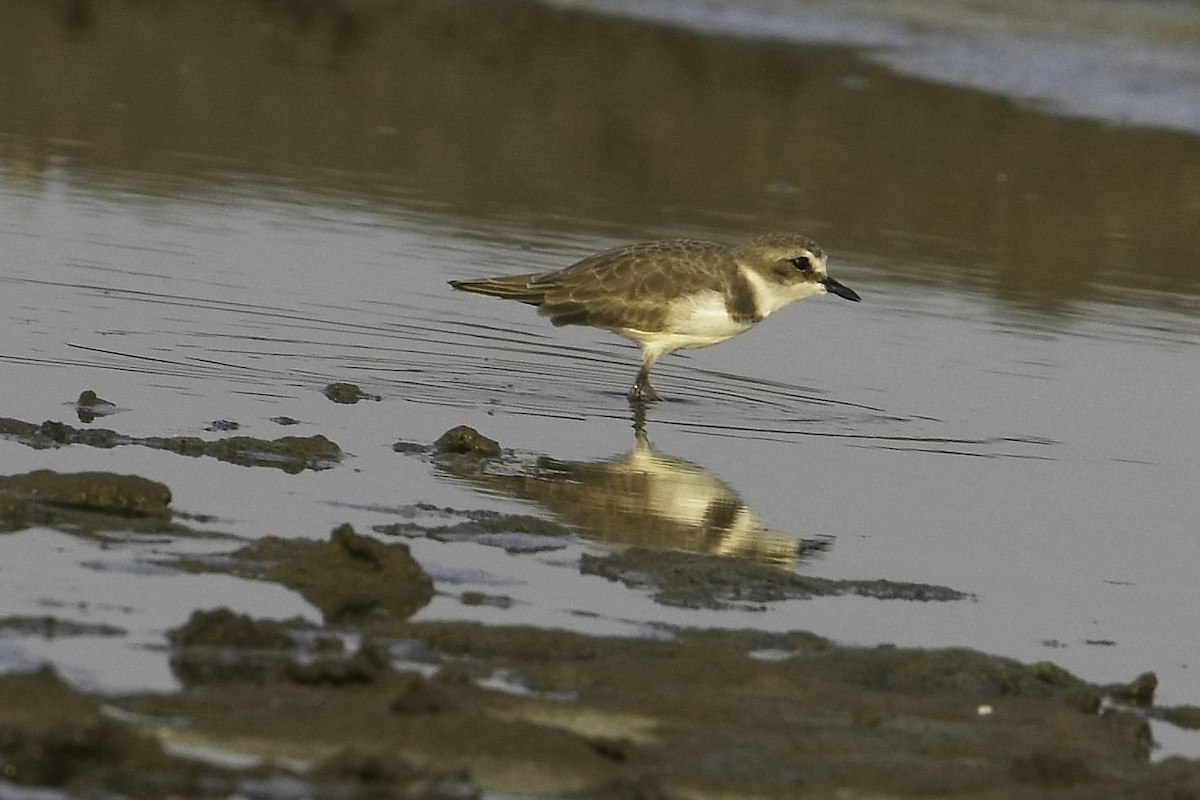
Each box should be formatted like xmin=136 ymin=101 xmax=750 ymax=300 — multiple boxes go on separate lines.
xmin=740 ymin=265 xmax=825 ymax=317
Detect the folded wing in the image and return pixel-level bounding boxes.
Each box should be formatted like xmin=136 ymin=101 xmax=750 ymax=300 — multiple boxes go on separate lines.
xmin=451 ymin=240 xmax=737 ymax=334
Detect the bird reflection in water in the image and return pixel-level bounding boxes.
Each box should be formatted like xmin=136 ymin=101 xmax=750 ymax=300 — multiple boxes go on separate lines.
xmin=436 ymin=426 xmax=830 ymax=569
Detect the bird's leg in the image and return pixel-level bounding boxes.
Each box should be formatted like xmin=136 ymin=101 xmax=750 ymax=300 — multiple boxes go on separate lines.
xmin=631 ymin=400 xmax=649 ymax=437
xmin=629 ymin=361 xmax=663 ymax=404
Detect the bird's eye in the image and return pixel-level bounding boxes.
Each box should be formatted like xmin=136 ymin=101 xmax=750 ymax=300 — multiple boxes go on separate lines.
xmin=790 ymin=255 xmax=811 ymax=271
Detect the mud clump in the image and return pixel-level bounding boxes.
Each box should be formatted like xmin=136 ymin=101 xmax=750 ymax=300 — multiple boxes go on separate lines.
xmin=198 ymin=434 xmax=342 ymax=472
xmin=73 ymin=389 xmax=116 ymax=423
xmin=0 ymin=470 xmax=171 ymax=520
xmin=75 ymin=389 xmax=110 ymax=408
xmin=580 ymin=547 xmax=971 ymax=609
xmin=220 ymin=524 xmax=434 ymax=623
xmin=433 ymin=425 xmax=501 ymax=457
xmin=168 ymin=608 xmax=298 ymax=650
xmin=168 ymin=609 xmax=393 ymax=688
xmin=1103 ymin=671 xmax=1158 ymax=705
xmin=144 ymin=432 xmax=342 ymax=472
xmin=323 ymin=382 xmax=378 ymax=404
xmin=167 ymin=608 xmax=300 ymax=686
xmin=285 ymin=640 xmax=394 ymax=687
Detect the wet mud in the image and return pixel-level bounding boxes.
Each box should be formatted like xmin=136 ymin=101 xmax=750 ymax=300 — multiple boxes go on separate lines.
xmin=0 ymin=616 xmax=125 ymax=638
xmin=0 ymin=469 xmax=171 ymax=519
xmin=374 ymin=503 xmax=573 ymax=554
xmin=323 ymin=381 xmax=380 ymax=404
xmin=0 ymin=666 xmax=481 ymax=799
xmin=0 ymin=469 xmax=178 ymax=535
xmin=7 ymin=610 xmax=1200 ymax=798
xmin=0 ymin=415 xmax=342 ymax=473
xmin=72 ymin=389 xmax=117 ymax=423
xmin=3 ymin=0 xmax=1200 ymax=792
xmin=432 ymin=425 xmax=503 ymax=457
xmin=5 ymin=422 xmax=1200 ymax=797
xmin=580 ymin=546 xmax=971 ymax=609
xmin=395 ymin=428 xmax=969 ymax=610
xmin=174 ymin=523 xmax=435 ymax=624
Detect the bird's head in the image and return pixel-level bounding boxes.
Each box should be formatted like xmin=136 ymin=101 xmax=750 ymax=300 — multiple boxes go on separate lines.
xmin=735 ymin=233 xmax=860 ymax=306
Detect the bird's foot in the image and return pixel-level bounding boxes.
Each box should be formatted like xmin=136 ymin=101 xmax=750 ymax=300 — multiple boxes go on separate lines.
xmin=628 ymin=381 xmax=663 ymax=404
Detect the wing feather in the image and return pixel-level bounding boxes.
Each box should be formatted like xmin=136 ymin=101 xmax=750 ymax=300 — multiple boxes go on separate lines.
xmin=535 ymin=240 xmax=738 ymax=331
xmin=451 ymin=240 xmax=743 ymax=333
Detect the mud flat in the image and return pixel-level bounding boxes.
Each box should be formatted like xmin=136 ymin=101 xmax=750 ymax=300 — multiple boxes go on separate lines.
xmin=3 ymin=421 xmax=1200 ymax=797
xmin=4 ymin=597 xmax=1200 ymax=798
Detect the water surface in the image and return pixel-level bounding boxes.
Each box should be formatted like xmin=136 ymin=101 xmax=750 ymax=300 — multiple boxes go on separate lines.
xmin=2 ymin=0 xmax=1199 ymax=754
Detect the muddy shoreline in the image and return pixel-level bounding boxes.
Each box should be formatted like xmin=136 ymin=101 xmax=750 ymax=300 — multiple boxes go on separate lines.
xmin=3 ymin=407 xmax=1200 ymax=798
xmin=4 ymin=0 xmax=1200 ymax=794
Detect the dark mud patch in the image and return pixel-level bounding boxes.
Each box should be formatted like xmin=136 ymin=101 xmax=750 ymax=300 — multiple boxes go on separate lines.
xmin=166 ymin=608 xmax=397 ymax=688
xmin=192 ymin=433 xmax=341 ymax=471
xmin=173 ymin=524 xmax=434 ymax=624
xmin=72 ymin=389 xmax=117 ymax=423
xmin=0 ymin=666 xmax=481 ymax=799
xmin=460 ymin=591 xmax=514 ymax=609
xmin=102 ymin=617 xmax=1200 ymax=799
xmin=580 ymin=546 xmax=971 ymax=609
xmin=1159 ymin=705 xmax=1200 ymax=730
xmin=323 ymin=381 xmax=380 ymax=404
xmin=0 ymin=470 xmax=249 ymax=543
xmin=1104 ymin=671 xmax=1160 ymax=706
xmin=0 ymin=469 xmax=182 ymax=535
xmin=168 ymin=607 xmax=300 ymax=651
xmin=433 ymin=425 xmax=502 ymax=457
xmin=0 ymin=666 xmax=239 ymax=798
xmin=0 ymin=469 xmax=171 ymax=519
xmin=0 ymin=615 xmax=125 ymax=638
xmin=143 ymin=618 xmax=610 ymax=795
xmin=374 ymin=503 xmax=572 ymax=553
xmin=392 ymin=425 xmax=506 ymax=461
xmin=0 ymin=416 xmax=341 ymax=473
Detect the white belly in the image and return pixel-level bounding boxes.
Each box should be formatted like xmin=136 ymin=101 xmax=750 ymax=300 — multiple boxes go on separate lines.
xmin=616 ymin=290 xmax=751 ymax=357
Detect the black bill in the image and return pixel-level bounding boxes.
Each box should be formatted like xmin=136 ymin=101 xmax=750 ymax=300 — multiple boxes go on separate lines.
xmin=823 ymin=276 xmax=861 ymax=302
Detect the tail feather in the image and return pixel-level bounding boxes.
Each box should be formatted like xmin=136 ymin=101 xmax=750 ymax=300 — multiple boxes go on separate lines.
xmin=449 ymin=274 xmax=547 ymax=306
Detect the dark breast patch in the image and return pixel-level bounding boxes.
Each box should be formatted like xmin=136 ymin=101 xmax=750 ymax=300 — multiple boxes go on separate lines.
xmin=724 ymin=269 xmax=762 ymax=325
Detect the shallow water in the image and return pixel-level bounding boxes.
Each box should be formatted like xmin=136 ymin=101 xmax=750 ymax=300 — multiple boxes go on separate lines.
xmin=2 ymin=0 xmax=1200 ymax=757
